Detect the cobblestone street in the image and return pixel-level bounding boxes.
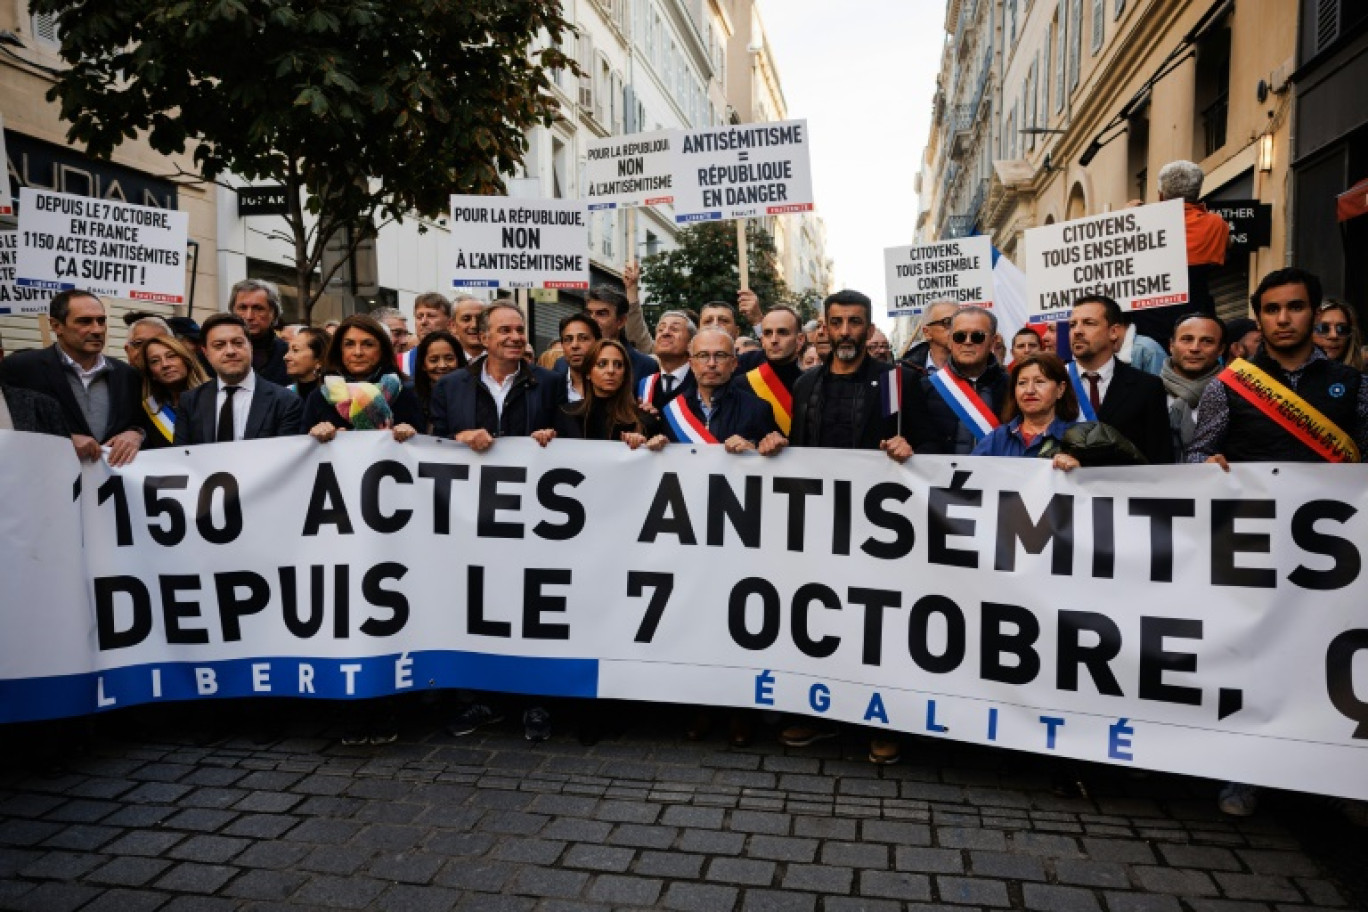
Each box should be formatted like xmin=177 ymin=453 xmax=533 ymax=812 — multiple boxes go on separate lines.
xmin=1 ymin=703 xmax=1363 ymax=911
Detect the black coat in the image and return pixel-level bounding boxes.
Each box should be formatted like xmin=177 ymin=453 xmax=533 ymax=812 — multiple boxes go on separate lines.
xmin=251 ymin=333 xmax=290 ymax=386
xmin=789 ymin=357 xmax=913 ymax=450
xmin=0 ymin=382 xmax=69 ymax=437
xmin=905 ymin=360 xmax=1010 ymax=455
xmin=1095 ymin=359 xmax=1174 ymax=465
xmin=174 ymin=377 xmax=304 ymax=444
xmin=300 ymin=373 xmax=423 ymax=433
xmin=664 ymin=383 xmax=777 ymax=445
xmin=431 ymin=361 xmax=565 ymax=438
xmin=0 ymin=345 xmax=140 ymax=440
xmin=553 ymin=344 xmax=658 ymax=389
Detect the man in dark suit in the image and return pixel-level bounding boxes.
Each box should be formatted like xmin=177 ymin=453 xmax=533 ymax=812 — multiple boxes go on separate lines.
xmin=229 ymin=278 xmax=289 ymax=385
xmin=0 ymin=289 xmax=144 ymax=464
xmin=582 ymin=286 xmax=658 ymax=385
xmin=174 ymin=312 xmax=302 ymax=444
xmin=1067 ymin=294 xmax=1174 ymax=464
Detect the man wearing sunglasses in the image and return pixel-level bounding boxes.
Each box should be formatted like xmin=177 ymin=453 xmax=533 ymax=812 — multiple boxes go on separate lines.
xmin=905 ymin=306 xmax=1009 ymax=454
xmin=899 ymin=299 xmax=958 ymax=376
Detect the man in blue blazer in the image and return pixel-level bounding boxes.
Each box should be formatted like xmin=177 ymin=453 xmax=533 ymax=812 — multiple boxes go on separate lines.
xmin=174 ymin=313 xmax=302 ymax=444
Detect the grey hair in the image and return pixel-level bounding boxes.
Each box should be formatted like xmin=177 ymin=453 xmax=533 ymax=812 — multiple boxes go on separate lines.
xmin=689 ymin=327 xmax=735 ymax=353
xmin=228 ymin=278 xmax=282 ymax=316
xmin=1157 ymin=160 xmax=1204 ymax=203
xmin=657 ymin=310 xmax=698 ymax=336
xmin=128 ymin=316 xmax=172 ymax=336
xmin=923 ymin=300 xmax=961 ymax=322
xmin=370 ymin=306 xmax=405 ymax=323
xmin=951 ymin=305 xmax=998 ymax=335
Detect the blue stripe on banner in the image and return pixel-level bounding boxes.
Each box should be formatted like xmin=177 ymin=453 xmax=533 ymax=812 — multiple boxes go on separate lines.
xmin=587 ymin=202 xmax=618 ymax=211
xmin=0 ymin=651 xmax=599 ymax=724
xmin=677 ymin=212 xmax=722 ymax=223
xmin=451 ymin=279 xmax=500 ymax=288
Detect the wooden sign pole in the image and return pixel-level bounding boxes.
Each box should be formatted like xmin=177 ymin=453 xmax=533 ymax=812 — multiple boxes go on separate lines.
xmin=736 ymin=219 xmax=749 ymax=291
xmin=37 ymin=314 xmax=50 ymax=348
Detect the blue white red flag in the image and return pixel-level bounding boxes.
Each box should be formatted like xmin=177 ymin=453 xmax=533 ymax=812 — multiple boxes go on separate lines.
xmin=879 ymin=368 xmax=902 ymax=417
xmin=663 ymin=396 xmax=718 ymax=444
xmin=928 ymin=368 xmax=1000 ymax=440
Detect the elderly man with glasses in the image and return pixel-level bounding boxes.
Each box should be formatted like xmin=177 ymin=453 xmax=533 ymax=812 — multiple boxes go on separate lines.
xmin=898 ymin=299 xmax=959 ymax=376
xmin=904 ymin=305 xmax=1010 ymax=455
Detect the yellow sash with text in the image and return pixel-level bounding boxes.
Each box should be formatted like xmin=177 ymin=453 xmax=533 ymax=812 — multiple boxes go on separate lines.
xmin=1217 ymin=358 xmax=1360 ymax=463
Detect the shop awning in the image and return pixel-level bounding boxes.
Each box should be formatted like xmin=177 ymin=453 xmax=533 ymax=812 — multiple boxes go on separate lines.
xmin=1337 ymin=177 xmax=1368 ymax=222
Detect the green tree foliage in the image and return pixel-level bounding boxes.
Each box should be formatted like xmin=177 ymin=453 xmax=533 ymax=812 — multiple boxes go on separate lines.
xmin=33 ymin=0 xmax=576 ymax=322
xmin=640 ymin=221 xmax=807 ymax=332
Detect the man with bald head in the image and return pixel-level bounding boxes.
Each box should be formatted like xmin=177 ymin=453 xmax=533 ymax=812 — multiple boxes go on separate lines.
xmin=661 ymin=328 xmax=781 ymax=453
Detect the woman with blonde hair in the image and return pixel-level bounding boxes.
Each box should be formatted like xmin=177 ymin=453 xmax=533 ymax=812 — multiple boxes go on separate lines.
xmin=1314 ymin=299 xmax=1363 ymax=371
xmin=137 ymin=335 xmax=208 ymax=448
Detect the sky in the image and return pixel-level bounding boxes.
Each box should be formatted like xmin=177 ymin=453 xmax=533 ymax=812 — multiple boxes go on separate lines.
xmin=756 ymin=0 xmax=947 ymax=326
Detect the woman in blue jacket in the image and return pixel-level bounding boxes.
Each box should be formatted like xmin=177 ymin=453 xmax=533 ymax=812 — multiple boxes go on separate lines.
xmin=972 ymin=353 xmax=1081 ymax=471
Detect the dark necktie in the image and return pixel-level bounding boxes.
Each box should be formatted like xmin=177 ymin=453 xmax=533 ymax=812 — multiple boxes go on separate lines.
xmin=662 ymin=374 xmax=676 ymax=394
xmin=1083 ymin=372 xmax=1102 ymax=413
xmin=216 ymin=386 xmax=240 ymax=443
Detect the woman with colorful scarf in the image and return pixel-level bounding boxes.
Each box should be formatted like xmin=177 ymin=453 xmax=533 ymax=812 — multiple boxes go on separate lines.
xmin=136 ymin=335 xmax=208 ymax=449
xmin=302 ymin=314 xmax=423 ymax=444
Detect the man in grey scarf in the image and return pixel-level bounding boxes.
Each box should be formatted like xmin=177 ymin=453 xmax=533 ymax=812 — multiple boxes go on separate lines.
xmin=1161 ymin=313 xmax=1225 ymax=461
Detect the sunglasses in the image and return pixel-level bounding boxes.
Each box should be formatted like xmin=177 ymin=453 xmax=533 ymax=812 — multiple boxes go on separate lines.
xmin=1315 ymin=322 xmax=1351 ymax=338
xmin=951 ymin=330 xmax=988 ymax=345
xmin=925 ymin=317 xmax=954 ymax=329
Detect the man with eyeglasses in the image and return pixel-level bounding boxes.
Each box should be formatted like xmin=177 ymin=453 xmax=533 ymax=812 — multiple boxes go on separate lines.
xmin=906 ymin=306 xmax=1009 ymax=454
xmin=899 ymin=299 xmax=958 ymax=376
xmin=661 ymin=328 xmax=780 ymax=453
xmin=124 ymin=315 xmax=173 ymax=372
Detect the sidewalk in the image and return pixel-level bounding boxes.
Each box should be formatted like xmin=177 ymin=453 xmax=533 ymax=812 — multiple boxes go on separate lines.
xmin=0 ymin=703 xmax=1361 ymax=911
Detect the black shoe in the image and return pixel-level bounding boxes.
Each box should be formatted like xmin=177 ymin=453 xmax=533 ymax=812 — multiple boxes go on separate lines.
xmin=447 ymin=704 xmax=504 ymax=737
xmin=524 ymin=707 xmax=551 ymax=743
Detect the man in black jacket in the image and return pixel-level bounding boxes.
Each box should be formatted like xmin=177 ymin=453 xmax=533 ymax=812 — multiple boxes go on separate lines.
xmin=906 ymin=306 xmax=1009 ymax=454
xmin=0 ymin=289 xmax=143 ymax=464
xmin=662 ymin=328 xmax=781 ymax=453
xmin=173 ymin=313 xmax=302 ymax=444
xmin=229 ymin=278 xmax=289 ymax=385
xmin=1067 ymin=294 xmax=1173 ymax=464
xmin=731 ymin=305 xmax=805 ymax=437
xmin=431 ymin=302 xmax=565 ymax=451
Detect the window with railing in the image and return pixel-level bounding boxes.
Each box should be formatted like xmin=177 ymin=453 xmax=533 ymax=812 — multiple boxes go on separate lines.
xmin=1192 ymin=20 xmax=1230 ymax=159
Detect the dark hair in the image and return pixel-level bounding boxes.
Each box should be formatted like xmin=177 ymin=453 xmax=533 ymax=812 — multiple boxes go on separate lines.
xmin=1012 ymin=327 xmax=1042 ymax=343
xmin=567 ymin=339 xmax=643 ymax=436
xmin=823 ymin=289 xmax=872 ymax=320
xmin=1072 ymin=294 xmax=1124 ymax=326
xmin=1173 ymin=312 xmax=1225 ymax=336
xmin=1223 ymin=317 xmax=1257 ymax=345
xmin=1001 ymin=352 xmax=1080 ymax=423
xmin=295 ymin=326 xmax=330 ymax=364
xmin=763 ymin=305 xmax=803 ymax=332
xmin=49 ymin=289 xmax=102 ymax=324
xmin=588 ymin=285 xmax=630 ymax=317
xmin=558 ymin=312 xmax=602 ymax=340
xmin=326 ymin=313 xmax=400 ymax=380
xmin=476 ymin=301 xmax=523 ymax=335
xmin=1251 ymin=267 xmax=1322 ymax=313
xmin=701 ymin=301 xmax=737 ymax=319
xmin=200 ymin=311 xmax=249 ymax=342
xmin=412 ymin=329 xmax=465 ymax=410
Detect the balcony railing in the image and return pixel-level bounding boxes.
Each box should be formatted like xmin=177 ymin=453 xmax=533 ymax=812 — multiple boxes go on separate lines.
xmin=1201 ymin=93 xmax=1227 ymax=157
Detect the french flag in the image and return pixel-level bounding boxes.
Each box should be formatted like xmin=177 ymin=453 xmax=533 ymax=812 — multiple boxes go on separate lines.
xmin=879 ymin=369 xmax=902 ymax=417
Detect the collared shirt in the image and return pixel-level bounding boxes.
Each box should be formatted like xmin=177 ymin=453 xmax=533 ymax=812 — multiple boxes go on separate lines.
xmin=1078 ymin=356 xmax=1116 ymax=403
xmin=216 ymin=370 xmax=257 ymax=442
xmin=57 ymin=348 xmax=109 ymax=389
xmin=565 ymin=370 xmax=583 ymax=404
xmin=660 ymin=363 xmax=690 ymax=393
xmin=481 ymin=363 xmax=518 ymax=419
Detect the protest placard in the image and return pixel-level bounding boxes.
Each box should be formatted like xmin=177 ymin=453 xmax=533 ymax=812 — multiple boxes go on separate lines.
xmin=0 ymin=230 xmax=49 ymax=315
xmin=672 ymin=119 xmax=815 ymax=223
xmin=15 ymin=188 xmax=188 ymax=303
xmin=885 ymin=236 xmax=994 ymax=317
xmin=449 ymin=195 xmax=589 ymax=290
xmin=1023 ymin=199 xmax=1188 ymax=323
xmin=584 ymin=130 xmax=676 ymax=211
xmin=0 ymin=116 xmax=11 ymax=217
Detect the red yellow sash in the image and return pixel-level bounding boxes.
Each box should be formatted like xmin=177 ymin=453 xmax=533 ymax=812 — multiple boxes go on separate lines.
xmin=745 ymin=363 xmax=792 ymax=435
xmin=1217 ymin=358 xmax=1360 ymax=463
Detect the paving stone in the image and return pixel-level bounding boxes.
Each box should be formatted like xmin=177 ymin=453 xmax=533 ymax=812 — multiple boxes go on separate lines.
xmin=660 ymin=804 xmax=726 ymax=828
xmin=223 ymin=813 xmax=298 ymax=839
xmin=19 ymin=849 xmax=105 ymax=880
xmin=155 ymin=896 xmax=237 ymax=912
xmin=299 ymin=844 xmax=376 ymax=876
xmin=291 ymin=873 xmax=389 ymax=908
xmin=707 ymin=856 xmax=778 ymax=886
xmin=679 ymin=827 xmax=746 ymax=854
xmin=367 ymin=850 xmax=447 ymax=884
xmin=426 ymin=831 xmax=496 ymax=857
xmin=223 ymin=868 xmax=309 ymax=900
xmin=166 ymin=834 xmax=250 ymax=863
xmin=155 ymin=862 xmax=239 ymax=893
xmin=896 ymin=846 xmax=966 ymax=874
xmin=1235 ymin=849 xmax=1323 ymax=878
xmin=284 ymin=817 xmax=364 ymax=844
xmin=859 ymin=870 xmax=933 ymax=901
xmin=821 ymin=840 xmax=890 ymax=868
xmin=453 ymin=894 xmax=534 ymax=912
xmin=969 ymin=850 xmax=1047 ymax=881
xmin=1022 ymin=883 xmax=1102 ymax=912
xmin=593 ymin=800 xmax=660 ymax=824
xmin=862 ymin=819 xmax=932 ymax=845
xmin=1213 ymin=872 xmax=1301 ymax=902
xmin=586 ymin=873 xmax=663 ymax=905
xmin=1158 ymin=843 xmax=1242 ymax=871
xmin=1083 ymin=838 xmax=1157 ymax=864
xmin=740 ymin=889 xmax=818 ymax=911
xmin=938 ymin=825 xmax=1007 ymax=851
xmin=1053 ymin=857 xmax=1131 ymax=888
xmin=510 ymin=866 xmax=589 ymax=898
xmin=607 ymin=822 xmax=677 ymax=849
xmin=371 ymin=883 xmax=464 ymax=912
xmin=1294 ymin=876 xmax=1349 ymax=907
xmin=87 ymin=855 xmax=174 ymax=886
xmin=435 ymin=858 xmax=515 ymax=892
xmin=39 ymin=822 xmax=121 ymax=851
xmin=79 ymin=887 xmax=168 ymax=912
xmin=4 ymin=882 xmax=103 ymax=912
xmin=937 ymin=874 xmax=1011 ymax=906
xmin=232 ymin=841 xmax=310 ymax=870
xmin=46 ymin=798 xmax=120 ymax=823
xmin=164 ymin=807 xmax=237 ymax=832
xmin=824 ymin=899 xmax=901 ymax=912
xmin=1011 ymin=831 xmax=1083 ymax=857
xmin=746 ymin=833 xmax=819 ymax=862
xmin=662 ymin=882 xmax=738 ymax=912
xmin=1104 ymin=893 xmax=1184 ymax=912
xmin=540 ymin=818 xmax=612 ymax=842
xmin=232 ymin=791 xmax=303 ymax=813
xmin=793 ymin=816 xmax=858 ymax=840
xmin=491 ymin=837 xmax=566 ymax=865
xmin=1133 ymin=866 xmax=1219 ymax=896
xmin=562 ymin=843 xmax=634 ymax=872
xmin=635 ymin=849 xmax=706 ymax=878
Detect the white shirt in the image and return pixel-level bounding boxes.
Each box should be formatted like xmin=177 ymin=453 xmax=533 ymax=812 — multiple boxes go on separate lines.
xmin=1077 ymin=356 xmax=1116 ymax=404
xmin=216 ymin=370 xmax=257 ymax=442
xmin=659 ymin=363 xmax=691 ymax=393
xmin=481 ymin=363 xmax=518 ymax=419
xmin=58 ymin=348 xmax=108 ymax=389
xmin=566 ymin=370 xmax=583 ymax=403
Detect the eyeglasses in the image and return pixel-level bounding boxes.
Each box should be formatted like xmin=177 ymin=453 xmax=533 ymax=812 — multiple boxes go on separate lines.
xmin=925 ymin=317 xmax=954 ymax=330
xmin=690 ymin=351 xmax=734 ymax=363
xmin=951 ymin=330 xmax=988 ymax=345
xmin=1315 ymin=322 xmax=1351 ymax=337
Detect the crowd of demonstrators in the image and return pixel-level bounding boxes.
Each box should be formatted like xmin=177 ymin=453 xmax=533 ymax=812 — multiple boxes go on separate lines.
xmin=3 ymin=262 xmax=1368 ymax=813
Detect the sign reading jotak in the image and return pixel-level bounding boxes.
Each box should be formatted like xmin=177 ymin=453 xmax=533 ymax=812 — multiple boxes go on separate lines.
xmin=584 ymin=131 xmax=676 ymax=210
xmin=1024 ymin=199 xmax=1188 ymax=324
xmin=885 ymin=236 xmax=995 ymax=317
xmin=15 ymin=188 xmax=188 ymax=304
xmin=2 ymin=432 xmax=1368 ymax=801
xmin=448 ymin=195 xmax=588 ymax=290
xmin=672 ymin=120 xmax=815 ymax=223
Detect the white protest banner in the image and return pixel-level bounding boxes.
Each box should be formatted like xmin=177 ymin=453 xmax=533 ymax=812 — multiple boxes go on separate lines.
xmin=0 ymin=115 xmax=12 ymax=217
xmin=0 ymin=230 xmax=50 ymax=315
xmin=3 ymin=432 xmax=1367 ymax=801
xmin=672 ymin=119 xmax=815 ymax=223
xmin=15 ymin=187 xmax=188 ymax=304
xmin=885 ymin=236 xmax=995 ymax=317
xmin=584 ymin=130 xmax=676 ymax=211
xmin=449 ymin=195 xmax=588 ymax=290
xmin=1023 ymin=199 xmax=1189 ymax=324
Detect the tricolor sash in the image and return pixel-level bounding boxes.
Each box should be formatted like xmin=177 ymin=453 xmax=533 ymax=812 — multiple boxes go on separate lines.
xmin=1067 ymin=362 xmax=1099 ymax=422
xmin=143 ymin=396 xmax=176 ymax=444
xmin=1217 ymin=358 xmax=1360 ymax=463
xmin=637 ymin=373 xmax=661 ymax=404
xmin=746 ymin=363 xmax=792 ymax=434
xmin=928 ymin=369 xmax=1000 ymax=440
xmin=663 ymin=396 xmax=718 ymax=445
